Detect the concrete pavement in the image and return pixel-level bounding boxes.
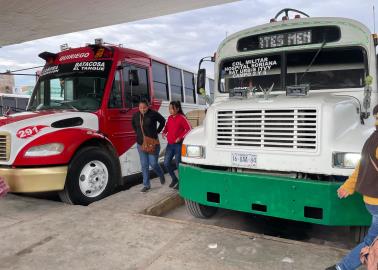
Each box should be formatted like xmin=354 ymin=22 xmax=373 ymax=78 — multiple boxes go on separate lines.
xmin=0 ymin=176 xmax=348 ymax=270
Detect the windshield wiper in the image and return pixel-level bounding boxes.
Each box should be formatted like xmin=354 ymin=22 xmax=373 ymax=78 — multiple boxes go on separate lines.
xmin=298 ymin=40 xmax=327 ymax=84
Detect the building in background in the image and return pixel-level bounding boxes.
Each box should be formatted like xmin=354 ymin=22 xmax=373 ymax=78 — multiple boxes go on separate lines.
xmin=0 ymin=74 xmax=15 ymax=94
xmin=17 ymin=85 xmax=34 ymax=95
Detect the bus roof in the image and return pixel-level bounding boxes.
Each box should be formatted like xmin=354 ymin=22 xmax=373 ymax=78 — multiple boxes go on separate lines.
xmin=217 ymin=17 xmax=373 ymax=59
xmin=41 ymin=43 xmax=206 ymax=78
xmin=104 ymin=46 xmax=206 ymax=76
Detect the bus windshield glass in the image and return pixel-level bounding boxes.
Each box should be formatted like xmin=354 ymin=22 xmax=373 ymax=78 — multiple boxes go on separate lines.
xmin=220 ymin=47 xmax=366 ymax=93
xmin=28 ymin=60 xmax=112 ymax=112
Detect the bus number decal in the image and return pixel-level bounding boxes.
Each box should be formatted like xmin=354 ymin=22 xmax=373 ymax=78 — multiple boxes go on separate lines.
xmin=17 ymin=125 xmax=48 ymax=139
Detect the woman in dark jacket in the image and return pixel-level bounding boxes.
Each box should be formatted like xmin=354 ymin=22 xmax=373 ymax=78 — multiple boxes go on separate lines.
xmin=132 ymin=100 xmax=166 ymax=192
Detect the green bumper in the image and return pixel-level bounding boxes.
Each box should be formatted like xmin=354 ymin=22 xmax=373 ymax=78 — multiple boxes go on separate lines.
xmin=179 ymin=164 xmax=371 ymax=226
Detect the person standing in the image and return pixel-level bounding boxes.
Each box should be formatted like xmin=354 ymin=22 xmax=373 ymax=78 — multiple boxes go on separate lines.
xmin=327 ymin=105 xmax=378 ymax=270
xmin=132 ymin=100 xmax=166 ymax=192
xmin=162 ymin=101 xmax=192 ymax=189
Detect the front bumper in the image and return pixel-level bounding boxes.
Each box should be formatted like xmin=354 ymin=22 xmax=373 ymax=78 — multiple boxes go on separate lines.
xmin=0 ymin=166 xmax=67 ymax=192
xmin=179 ymin=164 xmax=371 ymax=226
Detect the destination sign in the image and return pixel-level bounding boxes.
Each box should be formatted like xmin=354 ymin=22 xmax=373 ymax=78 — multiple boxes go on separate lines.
xmin=223 ymin=56 xmax=279 ymax=78
xmin=40 ymin=60 xmax=112 ymax=78
xmin=258 ymin=30 xmax=312 ymax=49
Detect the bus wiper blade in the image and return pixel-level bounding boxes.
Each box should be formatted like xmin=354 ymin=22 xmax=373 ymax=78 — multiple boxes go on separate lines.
xmin=299 ymin=40 xmax=327 ymax=84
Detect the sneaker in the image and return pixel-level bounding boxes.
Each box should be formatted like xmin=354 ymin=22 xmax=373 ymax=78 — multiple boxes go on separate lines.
xmin=169 ymin=180 xmax=178 ymax=188
xmin=325 ymin=265 xmax=338 ymax=270
xmin=160 ymin=176 xmax=166 ymax=185
xmin=174 ymin=183 xmax=179 ymax=190
xmin=140 ymin=186 xmax=150 ymax=193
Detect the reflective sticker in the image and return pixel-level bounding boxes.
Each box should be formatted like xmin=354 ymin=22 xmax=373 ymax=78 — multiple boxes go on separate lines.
xmin=16 ymin=125 xmax=49 ymax=139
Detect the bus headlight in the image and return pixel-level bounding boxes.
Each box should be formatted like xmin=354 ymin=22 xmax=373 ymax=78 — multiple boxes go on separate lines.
xmin=25 ymin=143 xmax=64 ymax=157
xmin=333 ymin=152 xmax=361 ymax=169
xmin=182 ymin=144 xmax=205 ymax=158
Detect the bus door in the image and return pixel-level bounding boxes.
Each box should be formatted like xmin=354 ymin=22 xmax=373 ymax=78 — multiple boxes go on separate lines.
xmin=122 ymin=62 xmax=150 ymax=175
xmin=102 ymin=68 xmax=135 ymax=177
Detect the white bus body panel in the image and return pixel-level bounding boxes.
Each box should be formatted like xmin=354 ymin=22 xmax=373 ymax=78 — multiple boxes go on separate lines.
xmin=182 ymin=92 xmax=376 ymax=176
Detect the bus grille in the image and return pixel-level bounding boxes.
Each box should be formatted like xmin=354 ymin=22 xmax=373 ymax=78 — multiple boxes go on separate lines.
xmin=216 ymin=109 xmax=318 ymax=151
xmin=0 ymin=133 xmax=10 ymax=161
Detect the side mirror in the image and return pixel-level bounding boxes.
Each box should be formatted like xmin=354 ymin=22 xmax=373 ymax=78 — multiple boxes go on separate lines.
xmin=129 ymin=69 xmax=139 ymax=86
xmin=197 ymin=69 xmax=206 ymax=95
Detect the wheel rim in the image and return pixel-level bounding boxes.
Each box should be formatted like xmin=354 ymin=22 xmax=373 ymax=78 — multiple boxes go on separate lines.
xmin=78 ymin=160 xmax=109 ymax=198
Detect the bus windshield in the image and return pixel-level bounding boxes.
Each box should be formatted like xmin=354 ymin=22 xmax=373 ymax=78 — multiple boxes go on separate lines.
xmin=28 ymin=60 xmax=112 ymax=112
xmin=220 ymin=47 xmax=366 ymax=93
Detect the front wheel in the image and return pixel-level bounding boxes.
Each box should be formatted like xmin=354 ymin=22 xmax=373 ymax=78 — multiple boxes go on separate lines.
xmin=59 ymin=146 xmax=117 ymax=205
xmin=185 ymin=199 xmax=218 ymax=219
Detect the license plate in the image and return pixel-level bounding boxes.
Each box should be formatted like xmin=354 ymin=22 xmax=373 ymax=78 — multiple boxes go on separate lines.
xmin=231 ymin=153 xmax=257 ymax=168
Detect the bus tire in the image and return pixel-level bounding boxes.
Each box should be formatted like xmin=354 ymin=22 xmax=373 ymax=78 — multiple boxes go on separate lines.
xmin=59 ymin=146 xmax=117 ymax=205
xmin=185 ymin=199 xmax=218 ymax=218
xmin=351 ymin=226 xmax=369 ymax=243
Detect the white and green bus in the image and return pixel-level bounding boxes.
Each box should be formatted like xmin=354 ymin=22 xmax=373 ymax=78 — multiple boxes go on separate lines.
xmin=180 ymin=9 xmax=378 ymax=230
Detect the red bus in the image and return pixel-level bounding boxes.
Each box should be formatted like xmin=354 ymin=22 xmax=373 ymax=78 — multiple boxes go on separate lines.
xmin=0 ymin=40 xmax=212 ymax=205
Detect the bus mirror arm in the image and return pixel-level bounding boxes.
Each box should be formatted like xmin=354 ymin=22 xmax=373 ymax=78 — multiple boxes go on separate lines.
xmin=197 ymin=55 xmax=215 ymax=96
xmin=335 ymin=94 xmax=366 ymax=125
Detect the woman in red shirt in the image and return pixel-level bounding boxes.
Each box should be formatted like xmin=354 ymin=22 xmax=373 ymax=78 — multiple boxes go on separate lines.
xmin=162 ymin=101 xmax=192 ymax=189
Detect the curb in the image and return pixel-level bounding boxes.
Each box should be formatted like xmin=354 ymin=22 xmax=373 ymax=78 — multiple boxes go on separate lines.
xmin=142 ymin=191 xmax=184 ymax=216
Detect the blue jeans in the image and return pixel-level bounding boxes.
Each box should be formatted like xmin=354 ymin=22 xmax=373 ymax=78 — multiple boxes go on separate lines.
xmin=337 ymin=204 xmax=378 ymax=270
xmin=164 ymin=143 xmax=182 ymax=183
xmin=137 ymin=144 xmax=165 ymax=188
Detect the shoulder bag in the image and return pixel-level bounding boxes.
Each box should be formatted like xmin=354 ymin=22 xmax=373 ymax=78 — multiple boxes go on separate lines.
xmin=140 ymin=114 xmax=159 ymax=154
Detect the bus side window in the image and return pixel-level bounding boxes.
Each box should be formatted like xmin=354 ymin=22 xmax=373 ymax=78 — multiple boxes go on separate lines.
xmin=152 ymin=61 xmax=169 ymax=101
xmin=123 ymin=65 xmax=149 ymax=107
xmin=169 ymin=66 xmax=183 ymax=102
xmin=108 ymin=71 xmax=122 ymax=108
xmin=183 ymin=71 xmax=195 ymax=104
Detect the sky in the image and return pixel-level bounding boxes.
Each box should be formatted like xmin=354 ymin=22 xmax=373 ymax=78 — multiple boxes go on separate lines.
xmin=0 ymin=0 xmax=376 ymax=89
